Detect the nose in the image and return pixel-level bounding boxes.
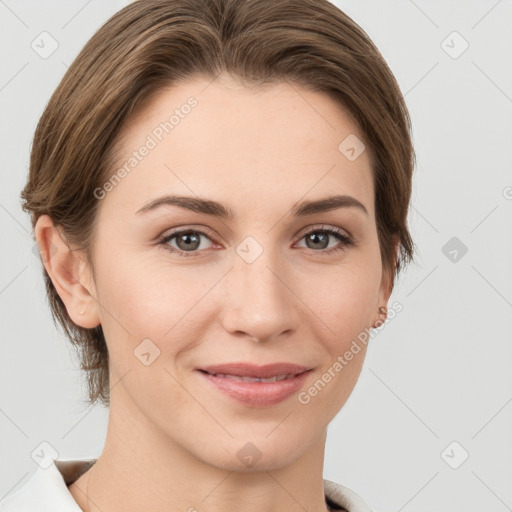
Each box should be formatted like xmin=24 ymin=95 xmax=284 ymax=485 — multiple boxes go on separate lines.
xmin=220 ymin=247 xmax=299 ymax=344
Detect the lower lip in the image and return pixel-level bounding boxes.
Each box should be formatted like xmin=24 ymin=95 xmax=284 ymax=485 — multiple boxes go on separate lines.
xmin=197 ymin=370 xmax=312 ymax=406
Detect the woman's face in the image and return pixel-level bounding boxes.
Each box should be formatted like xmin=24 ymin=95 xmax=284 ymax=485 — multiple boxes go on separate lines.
xmin=71 ymin=74 xmax=392 ymax=469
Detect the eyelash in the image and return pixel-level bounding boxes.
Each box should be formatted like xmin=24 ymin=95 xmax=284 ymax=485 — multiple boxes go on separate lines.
xmin=157 ymin=225 xmax=355 ymax=258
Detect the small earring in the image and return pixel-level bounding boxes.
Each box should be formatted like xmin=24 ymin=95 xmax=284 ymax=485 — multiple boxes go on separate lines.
xmin=371 ymin=306 xmax=387 ymax=329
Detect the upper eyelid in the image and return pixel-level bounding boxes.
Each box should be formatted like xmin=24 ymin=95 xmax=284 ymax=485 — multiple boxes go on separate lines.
xmin=295 ymin=223 xmax=352 ymax=239
xmin=159 ymin=225 xmax=217 ymax=243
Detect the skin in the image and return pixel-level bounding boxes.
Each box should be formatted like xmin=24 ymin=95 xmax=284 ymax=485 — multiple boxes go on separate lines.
xmin=35 ymin=73 xmax=396 ymax=512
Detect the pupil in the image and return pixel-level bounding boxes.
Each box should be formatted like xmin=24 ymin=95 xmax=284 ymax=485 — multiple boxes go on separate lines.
xmin=180 ymin=232 xmax=199 ymax=250
xmin=308 ymin=232 xmax=327 ymax=249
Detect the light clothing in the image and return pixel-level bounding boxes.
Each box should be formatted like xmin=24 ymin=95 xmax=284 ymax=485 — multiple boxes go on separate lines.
xmin=0 ymin=458 xmax=373 ymax=512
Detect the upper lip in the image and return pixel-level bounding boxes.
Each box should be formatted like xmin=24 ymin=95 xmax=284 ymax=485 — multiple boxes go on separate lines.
xmin=198 ymin=363 xmax=312 ymax=378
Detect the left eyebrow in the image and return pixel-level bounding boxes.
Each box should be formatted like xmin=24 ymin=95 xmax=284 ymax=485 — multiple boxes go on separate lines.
xmin=291 ymin=194 xmax=368 ymax=217
xmin=135 ymin=194 xmax=368 ymax=218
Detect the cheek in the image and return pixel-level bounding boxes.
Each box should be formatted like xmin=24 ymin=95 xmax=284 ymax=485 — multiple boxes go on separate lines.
xmin=294 ymin=253 xmax=380 ymax=395
xmin=94 ymin=247 xmax=216 ymax=358
xmin=95 ymin=230 xmax=381 ymax=364
xmin=297 ymin=254 xmax=381 ymax=328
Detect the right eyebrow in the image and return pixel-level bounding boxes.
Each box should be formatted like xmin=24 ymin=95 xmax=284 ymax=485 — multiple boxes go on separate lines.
xmin=135 ymin=194 xmax=235 ymax=219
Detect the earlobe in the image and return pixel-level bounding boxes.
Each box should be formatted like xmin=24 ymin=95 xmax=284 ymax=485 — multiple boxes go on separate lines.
xmin=34 ymin=215 xmax=100 ymax=329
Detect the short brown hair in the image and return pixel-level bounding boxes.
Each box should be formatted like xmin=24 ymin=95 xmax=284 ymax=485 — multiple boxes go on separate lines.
xmin=21 ymin=0 xmax=416 ymax=407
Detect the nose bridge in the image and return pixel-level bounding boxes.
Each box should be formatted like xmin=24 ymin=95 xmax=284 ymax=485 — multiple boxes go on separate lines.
xmin=221 ymin=235 xmax=296 ymax=341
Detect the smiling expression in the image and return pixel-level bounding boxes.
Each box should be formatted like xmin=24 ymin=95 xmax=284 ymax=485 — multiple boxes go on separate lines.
xmin=76 ymin=72 xmax=391 ymax=470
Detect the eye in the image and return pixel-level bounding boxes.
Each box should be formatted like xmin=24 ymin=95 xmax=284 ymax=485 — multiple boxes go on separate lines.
xmin=158 ymin=228 xmax=214 ymax=257
xmin=294 ymin=226 xmax=355 ymax=255
xmin=157 ymin=225 xmax=355 ymax=258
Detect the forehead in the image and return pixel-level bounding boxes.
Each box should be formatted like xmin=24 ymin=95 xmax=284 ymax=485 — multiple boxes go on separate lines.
xmin=100 ymin=74 xmax=375 ymax=220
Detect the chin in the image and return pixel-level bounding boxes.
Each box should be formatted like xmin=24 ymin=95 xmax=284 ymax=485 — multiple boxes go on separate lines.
xmin=195 ymin=428 xmax=312 ymax=472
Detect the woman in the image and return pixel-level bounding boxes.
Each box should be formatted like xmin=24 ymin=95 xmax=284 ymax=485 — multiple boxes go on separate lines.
xmin=3 ymin=0 xmax=415 ymax=510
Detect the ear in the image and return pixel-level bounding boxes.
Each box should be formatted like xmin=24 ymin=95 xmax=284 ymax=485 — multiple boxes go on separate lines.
xmin=372 ymin=234 xmax=400 ymax=327
xmin=34 ymin=214 xmax=100 ymax=329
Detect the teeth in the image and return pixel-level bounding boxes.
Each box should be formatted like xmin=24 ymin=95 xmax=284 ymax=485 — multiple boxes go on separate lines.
xmin=212 ymin=373 xmax=292 ymax=382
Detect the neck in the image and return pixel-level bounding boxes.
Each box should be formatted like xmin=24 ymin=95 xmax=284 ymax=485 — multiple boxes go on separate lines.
xmin=69 ymin=388 xmax=332 ymax=512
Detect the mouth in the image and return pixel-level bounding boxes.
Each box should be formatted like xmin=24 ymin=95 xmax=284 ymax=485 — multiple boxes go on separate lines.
xmin=198 ymin=372 xmax=298 ymax=383
xmin=195 ymin=362 xmax=313 ymax=406
xmin=197 ymin=362 xmax=312 ymax=380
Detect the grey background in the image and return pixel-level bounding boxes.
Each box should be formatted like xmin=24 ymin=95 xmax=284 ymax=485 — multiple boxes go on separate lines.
xmin=1 ymin=1 xmax=511 ymax=511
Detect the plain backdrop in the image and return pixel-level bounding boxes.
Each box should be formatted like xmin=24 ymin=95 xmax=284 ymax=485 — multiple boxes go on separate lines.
xmin=1 ymin=1 xmax=511 ymax=511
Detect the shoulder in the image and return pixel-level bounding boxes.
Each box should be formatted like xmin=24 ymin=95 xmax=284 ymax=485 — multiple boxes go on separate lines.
xmin=323 ymin=478 xmax=374 ymax=512
xmin=0 ymin=459 xmax=92 ymax=512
